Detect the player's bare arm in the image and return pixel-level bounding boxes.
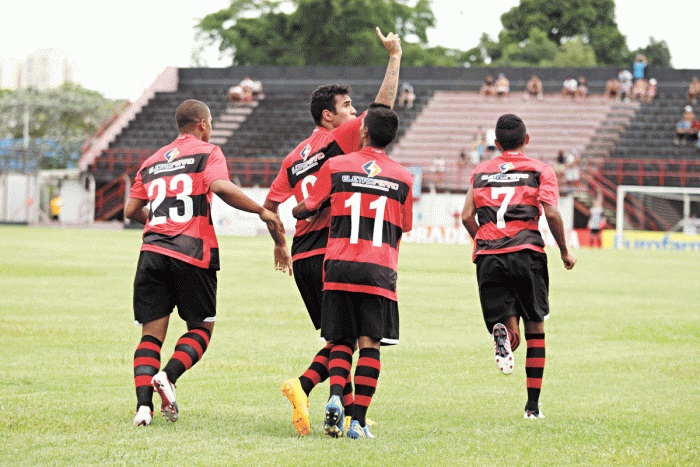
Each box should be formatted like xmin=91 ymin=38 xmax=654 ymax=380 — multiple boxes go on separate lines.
xmin=542 ymin=203 xmax=577 ymax=270
xmin=263 ymin=198 xmax=293 ymax=276
xmin=374 ymin=27 xmax=402 ymax=108
xmin=124 ymin=197 xmax=149 ymax=225
xmin=461 ymin=188 xmax=480 ymax=239
xmin=291 ymin=199 xmax=312 ymax=219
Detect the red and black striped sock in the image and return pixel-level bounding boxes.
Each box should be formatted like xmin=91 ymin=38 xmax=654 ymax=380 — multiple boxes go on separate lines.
xmin=299 ymin=343 xmax=332 ymax=395
xmin=134 ymin=334 xmax=162 ymax=411
xmin=508 ymin=330 xmax=520 ymax=351
xmin=525 ymin=333 xmax=545 ymax=410
xmin=343 ymin=377 xmax=355 ymax=419
xmin=328 ymin=341 xmax=354 ymax=398
xmin=353 ymin=347 xmax=381 ymax=427
xmin=162 ymin=327 xmax=211 ymax=384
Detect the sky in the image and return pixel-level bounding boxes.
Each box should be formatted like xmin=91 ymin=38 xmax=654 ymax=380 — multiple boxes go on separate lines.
xmin=1 ymin=0 xmax=699 ymax=101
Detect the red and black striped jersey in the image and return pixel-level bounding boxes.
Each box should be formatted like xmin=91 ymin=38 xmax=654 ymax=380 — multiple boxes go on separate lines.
xmin=266 ymin=114 xmax=364 ymax=261
xmin=129 ymin=134 xmax=229 ymax=270
xmin=468 ymin=150 xmax=559 ymax=261
xmin=305 ymin=147 xmax=413 ymax=301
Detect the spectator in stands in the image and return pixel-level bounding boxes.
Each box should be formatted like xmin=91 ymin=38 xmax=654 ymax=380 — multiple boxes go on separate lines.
xmin=632 ymin=54 xmax=648 ymax=81
xmin=250 ymin=78 xmax=264 ymax=99
xmin=688 ymin=76 xmax=700 ymax=104
xmin=576 ymin=76 xmax=589 ymax=98
xmin=524 ymin=75 xmax=543 ymax=100
xmin=564 ymin=149 xmax=581 ymax=193
xmin=618 ymin=68 xmax=634 ymax=102
xmin=471 ymin=126 xmax=485 ymax=163
xmin=431 ymin=157 xmax=446 ymax=188
xmin=495 ymin=73 xmax=510 ymax=97
xmin=631 ymin=78 xmax=649 ymax=101
xmin=480 ymin=75 xmax=495 ymax=96
xmin=227 ymin=84 xmax=244 ymax=102
xmin=646 ymin=78 xmax=658 ymax=104
xmin=562 ymin=77 xmax=578 ymax=98
xmin=398 ymin=81 xmax=416 ymax=109
xmin=604 ymin=76 xmax=620 ymax=99
xmin=485 ymin=127 xmax=497 ymax=155
xmin=554 ymin=150 xmax=568 ymax=193
xmin=674 ymin=105 xmax=697 ymax=146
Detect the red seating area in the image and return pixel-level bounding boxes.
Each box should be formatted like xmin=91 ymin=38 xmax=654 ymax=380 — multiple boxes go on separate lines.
xmin=390 ymin=91 xmax=638 ymax=191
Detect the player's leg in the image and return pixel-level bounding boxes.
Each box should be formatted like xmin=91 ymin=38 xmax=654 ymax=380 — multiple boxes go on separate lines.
xmin=132 ymin=251 xmax=175 ymax=426
xmin=347 ymin=337 xmax=380 ymax=439
xmin=524 ymin=320 xmax=546 ymax=419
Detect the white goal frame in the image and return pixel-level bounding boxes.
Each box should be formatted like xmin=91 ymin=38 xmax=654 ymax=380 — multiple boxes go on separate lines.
xmin=615 ymin=185 xmax=700 ymax=249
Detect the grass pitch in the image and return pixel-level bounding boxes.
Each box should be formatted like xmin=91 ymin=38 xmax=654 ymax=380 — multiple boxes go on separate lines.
xmin=0 ymin=225 xmax=698 ymax=466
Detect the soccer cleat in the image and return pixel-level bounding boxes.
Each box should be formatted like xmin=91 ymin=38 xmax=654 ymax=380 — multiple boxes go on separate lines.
xmin=133 ymin=405 xmax=153 ymax=427
xmin=524 ymin=409 xmax=546 ymax=419
xmin=281 ymin=378 xmax=310 ymax=436
xmin=323 ymin=395 xmax=344 ymax=438
xmin=345 ymin=415 xmax=377 ymax=430
xmin=346 ymin=419 xmax=375 ymax=439
xmin=493 ymin=323 xmax=514 ymax=375
xmin=152 ymin=371 xmax=179 ymax=422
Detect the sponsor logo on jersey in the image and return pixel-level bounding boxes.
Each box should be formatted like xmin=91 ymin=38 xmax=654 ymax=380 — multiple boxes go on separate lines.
xmin=164 ymin=148 xmax=180 ymax=163
xmin=481 ymin=172 xmax=530 ymax=183
xmin=362 ymin=160 xmax=382 ymax=177
xmin=499 ymin=162 xmax=515 ymax=173
xmin=300 ymin=144 xmax=312 ymax=161
xmin=291 ymin=152 xmax=326 ymax=176
xmin=149 ymin=157 xmax=196 ymax=175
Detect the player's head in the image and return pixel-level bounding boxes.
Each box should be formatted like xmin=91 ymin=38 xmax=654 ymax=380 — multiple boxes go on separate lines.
xmin=360 ymin=103 xmax=399 ymax=149
xmin=495 ymin=113 xmax=528 ymax=151
xmin=310 ymin=84 xmax=356 ymax=129
xmin=176 ymin=99 xmax=212 ymax=142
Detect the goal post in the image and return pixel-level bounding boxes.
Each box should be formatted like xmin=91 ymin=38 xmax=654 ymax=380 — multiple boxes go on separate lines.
xmin=615 ymin=185 xmax=700 ymax=249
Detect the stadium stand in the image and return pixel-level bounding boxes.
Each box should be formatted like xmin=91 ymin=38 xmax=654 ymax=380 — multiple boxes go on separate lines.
xmin=83 ymin=66 xmax=700 ymax=227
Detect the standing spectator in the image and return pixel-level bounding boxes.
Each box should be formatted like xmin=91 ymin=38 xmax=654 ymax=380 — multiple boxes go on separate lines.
xmin=562 ymin=77 xmax=578 ymax=98
xmin=632 ymin=54 xmax=648 ymax=81
xmin=471 ymin=126 xmax=486 ymax=164
xmin=398 ymin=81 xmax=416 ymax=109
xmin=49 ymin=192 xmax=63 ymax=221
xmin=587 ymin=192 xmax=605 ymax=248
xmin=604 ymin=76 xmax=620 ymax=99
xmin=576 ymin=76 xmax=588 ymax=98
xmin=524 ymin=75 xmax=544 ymax=100
xmin=495 ymin=73 xmax=510 ymax=97
xmin=292 ymin=104 xmax=414 ymax=439
xmin=646 ymin=78 xmax=658 ymax=104
xmin=264 ymin=27 xmax=402 ymax=437
xmin=674 ymin=105 xmax=696 ymax=146
xmin=125 ymin=99 xmax=288 ymax=427
xmin=618 ymin=68 xmax=633 ymax=102
xmin=461 ymin=113 xmax=576 ymax=420
xmin=688 ymin=76 xmax=700 ymax=104
xmin=480 ymin=75 xmax=495 ymax=96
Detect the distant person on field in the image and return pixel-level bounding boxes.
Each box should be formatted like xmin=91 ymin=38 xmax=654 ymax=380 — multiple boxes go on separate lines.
xmin=398 ymin=81 xmax=415 ymax=108
xmin=525 ymin=75 xmax=543 ymax=100
xmin=49 ymin=193 xmax=63 ymax=221
xmin=124 ymin=99 xmax=289 ymax=427
xmin=263 ymin=27 xmax=402 ymax=438
xmin=292 ymin=103 xmax=414 ymax=440
xmin=461 ymin=113 xmax=576 ymax=420
xmin=587 ymin=191 xmax=605 ymax=248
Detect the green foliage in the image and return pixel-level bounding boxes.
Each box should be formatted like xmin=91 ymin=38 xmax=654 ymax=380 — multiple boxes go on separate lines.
xmin=195 ymin=0 xmax=454 ymax=66
xmin=494 ymin=27 xmax=558 ymax=67
xmin=0 ymin=84 xmax=124 ymax=170
xmin=1 ymin=227 xmax=699 ymax=465
xmin=632 ymin=37 xmax=672 ymax=68
xmin=553 ymin=36 xmax=598 ymax=67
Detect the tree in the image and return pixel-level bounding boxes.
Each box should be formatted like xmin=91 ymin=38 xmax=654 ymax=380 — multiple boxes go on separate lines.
xmin=195 ymin=0 xmax=467 ymax=67
xmin=494 ymin=27 xmax=558 ymax=67
xmin=0 ymin=84 xmax=124 ymax=170
xmin=553 ymin=36 xmax=597 ymax=67
xmin=632 ymin=37 xmax=672 ymax=68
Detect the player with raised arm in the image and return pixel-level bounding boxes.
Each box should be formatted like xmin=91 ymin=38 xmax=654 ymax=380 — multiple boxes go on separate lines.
xmin=126 ymin=99 xmax=289 ymax=426
xmin=292 ymin=104 xmax=413 ymax=439
xmin=461 ymin=114 xmax=576 ymax=419
xmin=264 ymin=27 xmax=402 ymax=436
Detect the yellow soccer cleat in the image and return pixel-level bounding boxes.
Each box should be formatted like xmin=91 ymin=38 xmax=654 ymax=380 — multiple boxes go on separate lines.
xmin=281 ymin=378 xmax=310 ymax=436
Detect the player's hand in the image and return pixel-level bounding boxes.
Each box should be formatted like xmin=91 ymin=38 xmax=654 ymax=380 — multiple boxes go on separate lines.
xmin=274 ymin=245 xmax=293 ymax=276
xmin=376 ymin=27 xmax=402 ymax=57
xmin=260 ymin=209 xmax=284 ymax=234
xmin=562 ymin=252 xmax=577 ymax=270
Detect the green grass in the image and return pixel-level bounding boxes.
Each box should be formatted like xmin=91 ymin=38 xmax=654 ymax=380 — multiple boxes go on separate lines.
xmin=0 ymin=225 xmax=698 ymax=466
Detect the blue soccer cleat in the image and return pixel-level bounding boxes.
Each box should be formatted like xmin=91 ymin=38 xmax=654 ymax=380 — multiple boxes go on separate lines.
xmin=323 ymin=395 xmax=344 ymax=438
xmin=346 ymin=419 xmax=375 ymax=439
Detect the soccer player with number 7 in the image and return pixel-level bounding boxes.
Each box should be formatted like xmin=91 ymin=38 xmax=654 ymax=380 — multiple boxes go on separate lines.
xmin=292 ymin=104 xmax=413 ymax=439
xmin=461 ymin=113 xmax=576 ymax=420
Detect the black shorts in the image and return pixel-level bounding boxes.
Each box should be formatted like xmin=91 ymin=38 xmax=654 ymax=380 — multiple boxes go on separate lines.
xmin=292 ymin=255 xmax=324 ymax=330
xmin=475 ymin=249 xmax=549 ymax=331
xmin=321 ymin=290 xmax=399 ymax=345
xmin=133 ymin=251 xmax=217 ymax=325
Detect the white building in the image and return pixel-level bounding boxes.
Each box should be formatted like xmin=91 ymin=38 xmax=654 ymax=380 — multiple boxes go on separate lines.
xmin=0 ymin=49 xmax=76 ymax=91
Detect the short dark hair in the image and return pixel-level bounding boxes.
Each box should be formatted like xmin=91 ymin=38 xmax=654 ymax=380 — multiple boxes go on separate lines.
xmin=175 ymin=99 xmax=210 ymax=131
xmin=495 ymin=114 xmax=527 ymax=150
xmin=363 ymin=103 xmax=399 ymax=148
xmin=310 ymin=84 xmax=352 ymax=125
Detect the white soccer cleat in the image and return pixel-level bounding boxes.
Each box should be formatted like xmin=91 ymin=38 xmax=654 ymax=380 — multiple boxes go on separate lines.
xmin=524 ymin=409 xmax=545 ymax=419
xmin=493 ymin=323 xmax=514 ymax=375
xmin=152 ymin=371 xmax=179 ymax=422
xmin=133 ymin=405 xmax=153 ymax=426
